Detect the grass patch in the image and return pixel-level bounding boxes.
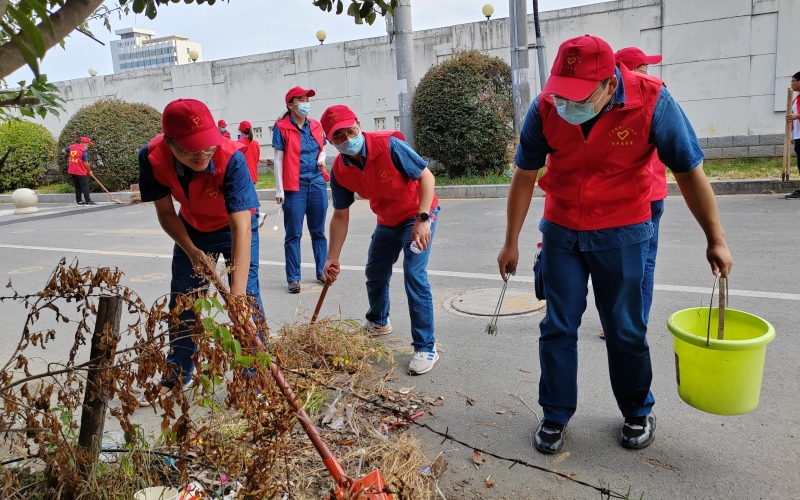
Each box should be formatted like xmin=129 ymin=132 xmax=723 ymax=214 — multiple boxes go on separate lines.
xmin=674 ymin=158 xmax=793 ymax=181
xmin=434 ymin=172 xmax=513 ymax=186
xmin=35 ymin=182 xmax=75 ymax=194
xmin=255 ymin=172 xmax=276 ymax=190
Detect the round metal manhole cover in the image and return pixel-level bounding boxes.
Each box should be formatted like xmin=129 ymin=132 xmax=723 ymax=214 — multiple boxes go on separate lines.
xmin=444 ymin=288 xmax=546 ymax=317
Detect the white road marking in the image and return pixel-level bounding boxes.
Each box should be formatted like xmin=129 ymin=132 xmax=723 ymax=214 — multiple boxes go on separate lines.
xmin=0 ymin=243 xmax=798 ymax=301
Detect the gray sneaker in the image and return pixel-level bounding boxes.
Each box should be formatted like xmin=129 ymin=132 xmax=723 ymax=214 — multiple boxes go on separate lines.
xmin=362 ymin=319 xmax=392 ymax=336
xmin=408 ymin=350 xmax=439 ymax=375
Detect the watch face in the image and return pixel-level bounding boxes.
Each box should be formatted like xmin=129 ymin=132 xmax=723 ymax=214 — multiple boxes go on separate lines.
xmin=418 ymin=212 xmax=429 ymax=221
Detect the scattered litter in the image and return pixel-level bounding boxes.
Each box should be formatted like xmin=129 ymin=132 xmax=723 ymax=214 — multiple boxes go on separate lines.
xmin=495 ymin=409 xmax=507 ymax=415
xmin=517 ymin=367 xmax=531 ymax=374
xmin=472 ymin=450 xmax=483 ymax=467
xmin=456 ymin=391 xmax=475 ymax=406
xmin=484 ymin=475 xmax=496 ymax=488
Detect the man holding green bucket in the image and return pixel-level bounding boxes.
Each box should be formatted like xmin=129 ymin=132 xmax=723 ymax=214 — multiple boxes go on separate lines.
xmin=498 ymin=35 xmax=734 ymax=454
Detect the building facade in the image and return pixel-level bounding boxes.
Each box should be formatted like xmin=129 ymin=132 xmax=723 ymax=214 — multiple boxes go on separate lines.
xmin=38 ymin=0 xmax=800 ymax=161
xmin=110 ymin=27 xmax=202 ymax=74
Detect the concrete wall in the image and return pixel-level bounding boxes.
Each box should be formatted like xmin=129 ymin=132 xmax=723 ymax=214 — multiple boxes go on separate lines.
xmin=33 ymin=0 xmax=798 ymax=160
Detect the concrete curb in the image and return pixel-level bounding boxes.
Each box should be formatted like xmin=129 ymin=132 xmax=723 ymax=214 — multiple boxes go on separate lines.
xmin=3 ymin=179 xmax=799 ymax=204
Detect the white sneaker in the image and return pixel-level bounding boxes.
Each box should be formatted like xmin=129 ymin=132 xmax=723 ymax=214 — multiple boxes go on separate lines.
xmin=257 ymin=212 xmax=268 ymax=228
xmin=362 ymin=319 xmax=393 ymax=336
xmin=408 ymin=350 xmax=439 ymax=375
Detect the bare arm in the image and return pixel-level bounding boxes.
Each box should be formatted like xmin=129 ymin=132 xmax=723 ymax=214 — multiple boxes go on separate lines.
xmin=497 ymin=168 xmax=539 ymax=279
xmin=673 ymin=163 xmax=733 ymax=277
xmin=323 ymin=207 xmax=350 ymax=282
xmin=412 ymin=168 xmax=436 ymax=250
xmin=228 ymin=210 xmax=253 ymax=296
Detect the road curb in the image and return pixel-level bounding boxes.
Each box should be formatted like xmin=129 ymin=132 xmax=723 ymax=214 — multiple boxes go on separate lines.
xmin=3 ymin=179 xmax=799 ymax=204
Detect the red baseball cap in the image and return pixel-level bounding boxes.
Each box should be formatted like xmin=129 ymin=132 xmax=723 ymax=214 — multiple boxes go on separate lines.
xmin=218 ymin=119 xmax=227 ymax=127
xmin=320 ymin=105 xmax=358 ymax=137
xmin=239 ymin=120 xmax=252 ymax=131
xmin=614 ymin=47 xmax=662 ymax=71
xmin=542 ymin=35 xmax=616 ymax=101
xmin=285 ymin=86 xmax=316 ymax=105
xmin=163 ymin=99 xmax=224 ymax=152
xmin=80 ymin=137 xmax=94 ymax=145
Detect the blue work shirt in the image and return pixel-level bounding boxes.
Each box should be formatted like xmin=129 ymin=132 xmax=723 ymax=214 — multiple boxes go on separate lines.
xmin=137 ymin=145 xmax=260 ymax=218
xmin=272 ymin=116 xmax=328 ymax=182
xmin=64 ymin=147 xmax=88 ymax=162
xmin=515 ymin=67 xmax=704 ymax=251
xmin=330 ymin=136 xmax=428 ymax=210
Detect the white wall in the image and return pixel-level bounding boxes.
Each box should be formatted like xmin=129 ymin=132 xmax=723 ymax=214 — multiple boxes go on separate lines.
xmin=35 ymin=0 xmax=795 ymax=160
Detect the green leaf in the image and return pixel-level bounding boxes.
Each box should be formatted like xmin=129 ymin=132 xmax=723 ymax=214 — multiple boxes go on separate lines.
xmin=366 ymin=11 xmax=376 ymax=25
xmin=336 ymin=0 xmax=344 ymax=15
xmin=235 ymin=355 xmax=254 ymax=367
xmin=2 ymin=22 xmax=40 ymax=76
xmin=202 ymin=317 xmax=215 ymax=332
xmin=24 ymin=0 xmax=55 ymax=37
xmin=256 ymin=352 xmax=272 ymax=369
xmin=209 ymin=296 xmax=224 ymax=313
xmin=6 ymin=5 xmax=47 ymax=56
xmin=132 ymin=0 xmax=146 ymax=13
xmin=232 ymin=338 xmax=242 ymax=358
xmin=212 ymin=325 xmax=222 ymax=342
xmin=194 ymin=297 xmax=205 ymax=312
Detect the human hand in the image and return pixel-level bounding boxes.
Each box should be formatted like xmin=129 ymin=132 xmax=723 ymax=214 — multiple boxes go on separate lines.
xmin=496 ymin=243 xmax=519 ymax=281
xmin=707 ymin=241 xmax=733 ymax=277
xmin=189 ymin=248 xmax=215 ymax=276
xmin=411 ymin=220 xmax=431 ymax=251
xmin=786 ymin=114 xmax=800 ymax=122
xmin=318 ymin=161 xmax=325 ymax=170
xmin=323 ymin=258 xmax=340 ymax=283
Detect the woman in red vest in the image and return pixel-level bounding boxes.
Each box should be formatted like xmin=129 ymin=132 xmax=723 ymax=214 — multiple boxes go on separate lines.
xmin=272 ymin=86 xmax=329 ymax=293
xmin=136 ymin=98 xmax=264 ymax=405
xmin=63 ymin=136 xmax=96 ymax=205
xmin=320 ymin=105 xmax=441 ymax=376
xmin=498 ymin=35 xmax=733 ymax=454
xmin=238 ymin=120 xmax=261 ymax=184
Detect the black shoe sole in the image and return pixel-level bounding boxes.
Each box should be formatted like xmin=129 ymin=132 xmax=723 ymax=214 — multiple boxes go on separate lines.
xmin=533 ymin=421 xmax=565 ymax=455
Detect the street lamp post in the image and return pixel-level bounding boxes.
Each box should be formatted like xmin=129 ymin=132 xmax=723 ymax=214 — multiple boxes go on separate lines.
xmin=88 ymin=67 xmax=98 ymax=77
xmin=482 ymin=4 xmax=494 ymax=20
xmin=189 ymin=50 xmax=199 ymax=63
xmin=316 ymin=30 xmax=327 ymax=45
xmin=509 ymin=0 xmax=531 ymax=134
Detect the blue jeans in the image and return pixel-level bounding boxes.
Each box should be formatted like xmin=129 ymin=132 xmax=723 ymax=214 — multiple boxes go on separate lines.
xmin=538 ymin=233 xmax=655 ymax=424
xmin=643 ymin=200 xmax=664 ymax=324
xmin=163 ymin=214 xmax=264 ymax=388
xmin=283 ymin=178 xmax=328 ymax=282
xmin=365 ymin=206 xmax=440 ymax=353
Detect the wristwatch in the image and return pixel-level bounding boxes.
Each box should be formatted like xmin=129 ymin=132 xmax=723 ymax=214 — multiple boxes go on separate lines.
xmin=416 ymin=212 xmax=430 ymax=222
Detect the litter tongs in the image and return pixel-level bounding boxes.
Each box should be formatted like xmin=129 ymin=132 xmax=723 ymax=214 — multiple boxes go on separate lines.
xmin=486 ymin=271 xmax=513 ymax=336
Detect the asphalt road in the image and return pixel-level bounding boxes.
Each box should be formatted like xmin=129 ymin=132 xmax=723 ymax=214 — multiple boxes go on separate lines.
xmin=0 ymin=195 xmax=798 ymax=499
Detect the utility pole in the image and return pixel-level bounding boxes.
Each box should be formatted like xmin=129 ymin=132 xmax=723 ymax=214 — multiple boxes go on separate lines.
xmin=392 ymin=0 xmax=417 ymax=149
xmin=509 ymin=0 xmax=531 ymax=134
xmin=532 ymin=0 xmax=548 ymax=92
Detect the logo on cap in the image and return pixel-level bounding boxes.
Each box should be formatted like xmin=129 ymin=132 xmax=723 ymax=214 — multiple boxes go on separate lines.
xmin=562 ymin=49 xmax=581 ymax=75
xmin=327 ymin=110 xmax=339 ymax=122
xmin=191 ymin=115 xmax=204 ymax=130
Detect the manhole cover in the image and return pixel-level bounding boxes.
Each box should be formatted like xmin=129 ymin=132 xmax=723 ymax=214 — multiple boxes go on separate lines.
xmin=444 ymin=288 xmax=546 ymax=317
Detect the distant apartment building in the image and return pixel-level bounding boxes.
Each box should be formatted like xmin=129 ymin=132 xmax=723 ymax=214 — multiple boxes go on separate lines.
xmin=110 ymin=27 xmax=202 ymax=74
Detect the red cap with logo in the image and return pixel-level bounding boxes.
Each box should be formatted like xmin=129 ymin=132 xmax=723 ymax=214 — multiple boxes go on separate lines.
xmin=285 ymin=86 xmax=316 ymax=105
xmin=239 ymin=120 xmax=252 ymax=132
xmin=320 ymin=105 xmax=358 ymax=138
xmin=163 ymin=99 xmax=224 ymax=152
xmin=80 ymin=137 xmax=94 ymax=145
xmin=542 ymin=35 xmax=616 ymax=101
xmin=218 ymin=119 xmax=227 ymax=127
xmin=614 ymin=47 xmax=662 ymax=71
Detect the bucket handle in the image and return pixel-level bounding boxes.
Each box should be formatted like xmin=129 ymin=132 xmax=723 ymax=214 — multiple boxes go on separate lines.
xmin=706 ymin=276 xmax=729 ymax=346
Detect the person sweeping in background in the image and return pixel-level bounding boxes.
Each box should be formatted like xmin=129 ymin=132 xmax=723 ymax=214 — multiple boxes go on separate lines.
xmin=63 ymin=136 xmax=96 ymax=206
xmin=785 ymin=72 xmax=800 ymax=199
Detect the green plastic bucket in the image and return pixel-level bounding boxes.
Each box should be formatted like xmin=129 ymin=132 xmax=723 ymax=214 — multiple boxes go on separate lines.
xmin=667 ymin=307 xmax=775 ymax=415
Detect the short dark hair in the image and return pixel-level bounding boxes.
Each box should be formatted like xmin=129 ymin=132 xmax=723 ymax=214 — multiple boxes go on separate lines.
xmin=793 ymin=71 xmax=800 ymax=81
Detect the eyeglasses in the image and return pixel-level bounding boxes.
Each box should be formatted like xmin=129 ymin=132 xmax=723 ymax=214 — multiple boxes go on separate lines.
xmin=550 ymin=82 xmax=607 ymax=107
xmin=169 ymin=141 xmax=217 ymax=159
xmin=331 ymin=125 xmax=360 ymax=144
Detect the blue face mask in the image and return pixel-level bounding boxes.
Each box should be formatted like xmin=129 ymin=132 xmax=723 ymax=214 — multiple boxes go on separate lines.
xmin=553 ymin=83 xmax=607 ymax=125
xmin=295 ymin=103 xmax=311 ymax=118
xmin=335 ymin=132 xmax=364 ymax=156
xmin=220 ymin=127 xmax=226 ymax=132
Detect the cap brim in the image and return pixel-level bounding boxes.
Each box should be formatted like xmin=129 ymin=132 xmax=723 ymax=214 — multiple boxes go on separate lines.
xmin=174 ymin=127 xmax=225 ymax=152
xmin=643 ymin=54 xmax=662 ymax=65
xmin=327 ymin=118 xmax=356 ymax=136
xmin=541 ymin=74 xmax=602 ymax=101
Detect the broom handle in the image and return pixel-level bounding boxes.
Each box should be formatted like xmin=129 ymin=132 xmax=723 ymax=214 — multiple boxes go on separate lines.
xmin=89 ymin=173 xmax=121 ymax=202
xmin=784 ymin=88 xmax=793 ymax=182
xmin=717 ymin=276 xmax=726 ymax=340
xmin=311 ymin=280 xmax=331 ymax=324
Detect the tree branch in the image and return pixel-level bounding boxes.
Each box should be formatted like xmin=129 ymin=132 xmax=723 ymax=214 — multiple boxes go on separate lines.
xmin=0 ymin=0 xmax=106 ymax=79
xmin=0 ymin=97 xmax=40 ymax=107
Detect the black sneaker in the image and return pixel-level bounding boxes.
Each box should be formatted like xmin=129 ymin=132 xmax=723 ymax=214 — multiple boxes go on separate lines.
xmin=288 ymin=281 xmax=300 ymax=294
xmin=316 ymin=274 xmax=326 ymax=285
xmin=77 ymin=201 xmax=86 ymax=206
xmin=534 ymin=419 xmax=565 ymax=455
xmin=785 ymin=190 xmax=800 ymax=199
xmin=620 ymin=413 xmax=656 ymax=449
xmin=86 ymin=201 xmax=97 ymax=206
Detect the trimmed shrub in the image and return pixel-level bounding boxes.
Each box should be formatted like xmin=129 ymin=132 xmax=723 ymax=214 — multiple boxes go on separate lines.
xmin=0 ymin=120 xmax=57 ymax=191
xmin=412 ymin=50 xmax=514 ymax=177
xmin=57 ymin=98 xmax=162 ymax=191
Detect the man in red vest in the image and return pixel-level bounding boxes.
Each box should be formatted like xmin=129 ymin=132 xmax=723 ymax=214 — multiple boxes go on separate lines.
xmin=498 ymin=35 xmax=733 ymax=454
xmin=63 ymin=136 xmax=96 ymax=205
xmin=136 ymin=98 xmax=263 ymax=405
xmin=218 ymin=119 xmax=231 ymax=139
xmin=321 ymin=105 xmax=441 ymax=375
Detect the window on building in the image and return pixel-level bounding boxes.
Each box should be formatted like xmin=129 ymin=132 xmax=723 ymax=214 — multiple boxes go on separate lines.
xmin=375 ymin=118 xmax=386 ymax=130
xmin=394 ymin=116 xmax=400 ymax=130
xmin=186 ymin=48 xmax=190 ymax=54
xmin=268 ymin=125 xmax=274 ymax=138
xmin=253 ymin=127 xmax=263 ymax=140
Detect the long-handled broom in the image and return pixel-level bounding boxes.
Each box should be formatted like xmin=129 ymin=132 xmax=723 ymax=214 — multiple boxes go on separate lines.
xmin=207 ymin=269 xmax=393 ymax=499
xmin=89 ymin=173 xmax=126 ymax=204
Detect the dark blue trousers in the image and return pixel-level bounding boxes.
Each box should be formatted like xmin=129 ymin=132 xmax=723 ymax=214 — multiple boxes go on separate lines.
xmin=283 ymin=177 xmax=328 ymax=282
xmin=642 ymin=199 xmax=664 ymax=323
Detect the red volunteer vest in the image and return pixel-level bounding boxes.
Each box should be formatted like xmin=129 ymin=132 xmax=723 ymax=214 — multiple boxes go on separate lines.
xmin=67 ymin=144 xmax=89 ymax=175
xmin=147 ymin=135 xmax=246 ymax=232
xmin=649 ymin=152 xmax=667 ymax=201
xmin=277 ymin=116 xmax=325 ymax=191
xmin=332 ymin=131 xmax=438 ymax=227
xmin=538 ymin=65 xmax=662 ymax=230
xmin=238 ymin=138 xmax=261 ymax=182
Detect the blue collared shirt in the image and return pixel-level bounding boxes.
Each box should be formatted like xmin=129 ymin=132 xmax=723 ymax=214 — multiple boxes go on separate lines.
xmin=515 ymin=67 xmax=703 ymax=250
xmin=137 ymin=145 xmax=259 ymax=215
xmin=272 ymin=115 xmax=328 ymax=181
xmin=330 ymin=136 xmax=428 ymax=210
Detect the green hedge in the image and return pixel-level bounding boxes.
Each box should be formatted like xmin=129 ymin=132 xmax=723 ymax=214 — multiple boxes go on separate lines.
xmin=0 ymin=120 xmax=57 ymax=191
xmin=412 ymin=51 xmax=514 ymax=177
xmin=57 ymin=98 xmax=162 ymax=191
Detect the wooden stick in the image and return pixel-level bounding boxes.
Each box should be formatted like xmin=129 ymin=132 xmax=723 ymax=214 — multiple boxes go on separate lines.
xmin=783 ymin=88 xmax=793 ymax=182
xmin=717 ymin=277 xmax=726 ymax=340
xmin=89 ymin=173 xmax=125 ymax=204
xmin=311 ymin=280 xmax=331 ymax=324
